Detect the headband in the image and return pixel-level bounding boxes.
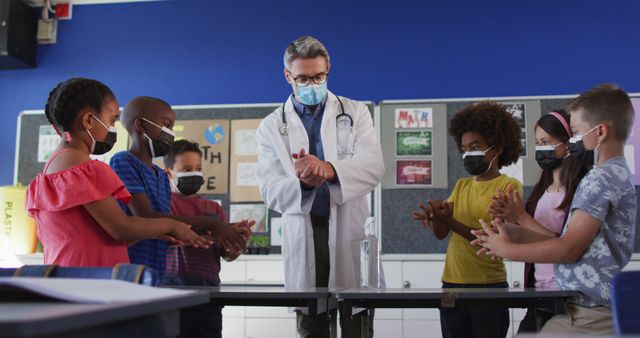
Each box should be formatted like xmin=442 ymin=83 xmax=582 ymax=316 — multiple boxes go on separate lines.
xmin=549 ymin=112 xmax=572 ymax=137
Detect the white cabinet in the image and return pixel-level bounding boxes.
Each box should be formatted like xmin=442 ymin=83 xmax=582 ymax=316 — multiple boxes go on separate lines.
xmin=401 ymin=260 xmax=443 ymax=322
xmin=377 ymin=261 xmax=403 ymax=320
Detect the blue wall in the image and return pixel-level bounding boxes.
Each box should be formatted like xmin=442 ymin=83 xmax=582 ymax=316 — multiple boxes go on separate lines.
xmin=1 ymin=0 xmax=639 ymax=185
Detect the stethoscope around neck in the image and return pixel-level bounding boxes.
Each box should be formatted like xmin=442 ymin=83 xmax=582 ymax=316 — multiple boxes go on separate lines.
xmin=279 ymin=95 xmax=355 ymax=155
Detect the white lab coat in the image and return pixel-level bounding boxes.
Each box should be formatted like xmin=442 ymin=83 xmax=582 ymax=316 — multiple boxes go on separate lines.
xmin=257 ymin=92 xmax=385 ymax=304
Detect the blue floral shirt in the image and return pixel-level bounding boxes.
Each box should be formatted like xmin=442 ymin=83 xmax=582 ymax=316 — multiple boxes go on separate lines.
xmin=555 ymin=156 xmax=636 ymax=307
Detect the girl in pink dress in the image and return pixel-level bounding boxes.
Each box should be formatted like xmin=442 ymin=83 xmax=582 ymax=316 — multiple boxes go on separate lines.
xmin=26 ymin=78 xmax=211 ymax=267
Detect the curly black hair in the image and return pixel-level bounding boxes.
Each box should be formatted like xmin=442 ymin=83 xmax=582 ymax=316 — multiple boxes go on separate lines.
xmin=44 ymin=78 xmax=115 ymax=135
xmin=163 ymin=139 xmax=202 ymax=168
xmin=448 ymin=101 xmax=522 ymax=168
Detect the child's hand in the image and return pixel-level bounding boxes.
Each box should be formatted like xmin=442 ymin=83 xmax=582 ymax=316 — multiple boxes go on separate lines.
xmin=234 ymin=219 xmax=254 ymax=241
xmin=413 ymin=202 xmax=434 ymax=229
xmin=475 ymin=218 xmax=510 ymax=259
xmin=430 ymin=200 xmax=453 ymax=223
xmin=220 ymin=222 xmax=251 ymax=253
xmin=470 ymin=227 xmax=498 ymax=260
xmin=488 ymin=186 xmax=524 ymax=222
xmin=221 ymin=241 xmax=242 ymax=260
xmin=171 ymin=223 xmax=213 ymax=249
xmin=159 ymin=235 xmax=184 ymax=247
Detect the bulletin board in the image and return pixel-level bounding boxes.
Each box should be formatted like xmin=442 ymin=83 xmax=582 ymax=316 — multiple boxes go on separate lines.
xmin=378 ymin=95 xmax=640 ymax=254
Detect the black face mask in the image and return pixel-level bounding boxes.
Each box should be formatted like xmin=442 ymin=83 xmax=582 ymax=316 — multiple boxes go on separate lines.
xmin=569 ymin=139 xmax=594 ymax=164
xmin=462 ymin=147 xmax=494 ymax=176
xmin=569 ymin=126 xmax=599 ymax=165
xmin=535 ymin=144 xmax=564 ymax=171
xmin=87 ymin=115 xmax=117 ymax=155
xmin=175 ymin=172 xmax=204 ymax=196
xmin=141 ymin=118 xmax=175 ymax=158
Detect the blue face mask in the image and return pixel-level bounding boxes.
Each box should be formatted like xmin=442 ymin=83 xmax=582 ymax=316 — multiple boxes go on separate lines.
xmin=296 ymin=83 xmax=328 ymax=106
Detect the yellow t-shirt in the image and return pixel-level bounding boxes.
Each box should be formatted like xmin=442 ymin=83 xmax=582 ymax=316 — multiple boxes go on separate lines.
xmin=442 ymin=174 xmax=523 ymax=284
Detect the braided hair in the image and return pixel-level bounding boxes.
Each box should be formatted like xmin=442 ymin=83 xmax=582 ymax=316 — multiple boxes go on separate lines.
xmin=44 ymin=78 xmax=115 ymax=136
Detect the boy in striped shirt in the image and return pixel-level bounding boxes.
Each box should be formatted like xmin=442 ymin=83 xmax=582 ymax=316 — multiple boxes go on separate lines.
xmin=110 ymin=96 xmax=250 ymax=282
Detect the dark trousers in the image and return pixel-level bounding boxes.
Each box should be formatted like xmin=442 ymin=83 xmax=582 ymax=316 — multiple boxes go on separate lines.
xmin=177 ymin=303 xmax=223 ymax=338
xmin=439 ymin=282 xmax=510 ymax=338
xmin=296 ymin=216 xmax=375 ymax=338
xmin=162 ymin=276 xmax=223 ymax=338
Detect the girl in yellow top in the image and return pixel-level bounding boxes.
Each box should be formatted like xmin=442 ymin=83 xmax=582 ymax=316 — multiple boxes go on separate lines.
xmin=414 ymin=101 xmax=523 ymax=338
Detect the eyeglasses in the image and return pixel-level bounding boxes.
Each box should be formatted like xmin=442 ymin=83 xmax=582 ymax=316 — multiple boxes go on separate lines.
xmin=287 ymin=71 xmax=328 ymax=87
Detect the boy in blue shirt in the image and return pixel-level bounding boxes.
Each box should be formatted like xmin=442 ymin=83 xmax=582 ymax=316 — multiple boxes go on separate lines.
xmin=473 ymin=84 xmax=636 ymax=334
xmin=111 ymin=96 xmax=249 ymax=280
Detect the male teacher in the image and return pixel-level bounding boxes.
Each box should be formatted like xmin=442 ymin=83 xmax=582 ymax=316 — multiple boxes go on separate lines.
xmin=256 ymin=35 xmax=385 ymax=337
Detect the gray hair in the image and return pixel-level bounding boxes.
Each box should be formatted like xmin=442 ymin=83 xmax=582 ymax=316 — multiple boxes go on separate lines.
xmin=283 ymin=36 xmax=331 ymax=70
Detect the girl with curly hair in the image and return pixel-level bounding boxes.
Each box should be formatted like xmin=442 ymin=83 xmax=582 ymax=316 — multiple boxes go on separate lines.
xmin=413 ymin=100 xmax=523 ymax=338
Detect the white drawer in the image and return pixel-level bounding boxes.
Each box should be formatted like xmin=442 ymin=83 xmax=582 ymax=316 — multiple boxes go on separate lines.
xmin=246 ymin=260 xmax=285 ymax=282
xmin=222 ymin=317 xmax=244 ymax=337
xmin=220 ymin=260 xmax=246 ymax=282
xmin=402 ymin=261 xmax=445 ymax=288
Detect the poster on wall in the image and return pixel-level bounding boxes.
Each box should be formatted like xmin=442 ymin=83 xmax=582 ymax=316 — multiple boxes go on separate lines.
xmin=503 ymin=103 xmax=526 ymax=128
xmin=154 ymin=120 xmax=230 ymax=195
xmin=230 ymin=119 xmax=262 ymax=202
xmin=396 ymin=160 xmax=432 ymax=186
xmin=394 ymin=108 xmax=433 ymax=129
xmin=37 ymin=125 xmax=60 ymax=163
xmin=229 ymin=204 xmax=268 ymax=233
xmin=520 ymin=129 xmax=527 ymax=157
xmin=396 ymin=131 xmax=432 ymax=156
xmin=626 ymin=98 xmax=640 ymax=185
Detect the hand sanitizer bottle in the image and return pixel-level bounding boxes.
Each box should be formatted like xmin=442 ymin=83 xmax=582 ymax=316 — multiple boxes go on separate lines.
xmin=360 ymin=217 xmax=381 ymax=288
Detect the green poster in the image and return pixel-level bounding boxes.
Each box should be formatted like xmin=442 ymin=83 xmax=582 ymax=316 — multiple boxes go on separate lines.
xmin=396 ymin=131 xmax=432 ymax=156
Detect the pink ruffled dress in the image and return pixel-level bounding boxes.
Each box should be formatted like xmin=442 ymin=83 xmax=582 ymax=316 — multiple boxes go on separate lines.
xmin=25 ymin=149 xmax=132 ymax=267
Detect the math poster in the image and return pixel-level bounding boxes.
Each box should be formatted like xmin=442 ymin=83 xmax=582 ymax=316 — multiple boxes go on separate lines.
xmin=166 ymin=120 xmax=230 ymax=194
xmin=229 ymin=204 xmax=268 ymax=233
xmin=396 ymin=131 xmax=432 ymax=156
xmin=396 ymin=160 xmax=432 ymax=186
xmin=230 ymin=119 xmax=262 ymax=202
xmin=394 ymin=108 xmax=433 ymax=129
